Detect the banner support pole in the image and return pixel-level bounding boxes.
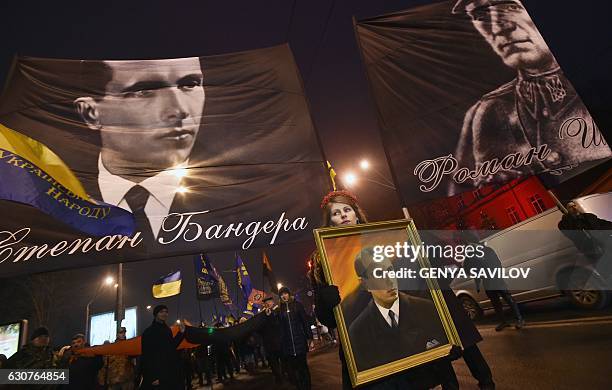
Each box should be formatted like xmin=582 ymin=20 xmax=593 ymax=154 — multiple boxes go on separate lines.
xmin=547 ymin=189 xmax=568 ymax=214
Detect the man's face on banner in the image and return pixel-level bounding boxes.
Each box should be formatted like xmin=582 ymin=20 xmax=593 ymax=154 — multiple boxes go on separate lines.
xmin=468 ymin=2 xmax=555 ymax=73
xmin=78 ymin=58 xmax=205 ymax=171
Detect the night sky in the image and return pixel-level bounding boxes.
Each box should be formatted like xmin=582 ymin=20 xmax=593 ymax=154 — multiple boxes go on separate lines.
xmin=1 ymin=0 xmax=611 ymax=345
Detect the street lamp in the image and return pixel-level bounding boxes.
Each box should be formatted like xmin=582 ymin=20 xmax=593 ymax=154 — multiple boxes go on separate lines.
xmin=277 ymin=282 xmax=283 ymax=291
xmin=85 ymin=276 xmax=114 ymax=341
xmin=359 ymin=159 xmax=370 ymax=170
xmin=343 ymin=172 xmax=357 ymax=187
xmin=146 ymin=305 xmax=152 ymax=310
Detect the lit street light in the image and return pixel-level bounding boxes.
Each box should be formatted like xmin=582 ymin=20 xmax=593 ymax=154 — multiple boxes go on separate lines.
xmin=172 ymin=167 xmax=188 ymax=178
xmin=146 ymin=305 xmax=152 ymax=310
xmin=359 ymin=159 xmax=370 ymax=170
xmin=343 ymin=172 xmax=357 ymax=187
xmin=85 ymin=275 xmax=115 ymax=341
xmin=277 ymin=282 xmax=283 ymax=291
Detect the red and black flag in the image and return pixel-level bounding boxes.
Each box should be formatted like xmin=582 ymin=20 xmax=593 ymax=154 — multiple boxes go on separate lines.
xmin=262 ymin=251 xmax=278 ymax=294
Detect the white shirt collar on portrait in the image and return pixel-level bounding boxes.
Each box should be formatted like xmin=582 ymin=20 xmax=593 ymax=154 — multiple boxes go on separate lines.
xmin=97 ymin=155 xmax=187 ymax=238
xmin=374 ymin=297 xmax=400 ymax=328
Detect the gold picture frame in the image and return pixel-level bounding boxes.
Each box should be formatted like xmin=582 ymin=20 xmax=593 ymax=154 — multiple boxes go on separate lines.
xmin=313 ymin=219 xmax=462 ymax=387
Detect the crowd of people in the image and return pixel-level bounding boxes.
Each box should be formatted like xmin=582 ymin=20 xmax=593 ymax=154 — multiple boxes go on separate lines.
xmin=1 ymin=289 xmax=322 ymax=390
xmin=3 ymin=191 xmax=608 ymax=390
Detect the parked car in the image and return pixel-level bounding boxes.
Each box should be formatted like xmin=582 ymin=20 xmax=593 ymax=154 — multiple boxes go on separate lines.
xmin=452 ymin=192 xmax=611 ymax=320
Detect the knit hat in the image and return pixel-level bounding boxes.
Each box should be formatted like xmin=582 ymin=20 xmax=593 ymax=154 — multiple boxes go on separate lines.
xmin=278 ymin=286 xmax=291 ymax=296
xmin=30 ymin=326 xmax=49 ymax=340
xmin=153 ymin=304 xmax=168 ymax=317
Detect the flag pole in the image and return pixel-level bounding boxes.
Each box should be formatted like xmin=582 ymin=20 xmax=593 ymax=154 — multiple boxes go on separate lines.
xmin=261 ymin=251 xmax=265 ymax=295
xmin=176 ymin=288 xmax=182 ymax=323
xmin=193 ymin=256 xmax=204 ymax=326
xmin=212 ymin=299 xmax=219 ymax=324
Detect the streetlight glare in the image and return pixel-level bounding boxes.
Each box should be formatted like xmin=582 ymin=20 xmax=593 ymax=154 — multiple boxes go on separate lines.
xmin=114 ymin=283 xmax=119 ymax=288
xmin=176 ymin=186 xmax=188 ymax=194
xmin=146 ymin=305 xmax=152 ymax=310
xmin=344 ymin=172 xmax=357 ymax=186
xmin=173 ymin=167 xmax=188 ymax=178
xmin=360 ymin=159 xmax=370 ymax=170
xmin=277 ymin=282 xmax=283 ymax=290
xmin=104 ymin=276 xmax=114 ymax=285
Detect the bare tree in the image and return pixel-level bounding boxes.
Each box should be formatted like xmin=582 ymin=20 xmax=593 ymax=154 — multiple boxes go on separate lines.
xmin=1 ymin=270 xmax=83 ymax=336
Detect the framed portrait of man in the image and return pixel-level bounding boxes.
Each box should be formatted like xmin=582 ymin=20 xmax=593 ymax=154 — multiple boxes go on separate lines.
xmin=313 ymin=219 xmax=461 ymax=387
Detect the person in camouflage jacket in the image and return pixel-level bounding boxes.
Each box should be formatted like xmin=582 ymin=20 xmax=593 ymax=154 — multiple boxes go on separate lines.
xmin=5 ymin=326 xmax=58 ymax=389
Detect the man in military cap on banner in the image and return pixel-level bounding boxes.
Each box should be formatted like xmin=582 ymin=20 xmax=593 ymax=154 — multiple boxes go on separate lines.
xmin=451 ymin=0 xmax=610 ymax=193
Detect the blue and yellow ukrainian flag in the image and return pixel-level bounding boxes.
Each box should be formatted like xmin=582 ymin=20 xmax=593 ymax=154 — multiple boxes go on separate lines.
xmin=235 ymin=255 xmax=252 ymax=301
xmin=152 ymin=271 xmax=182 ymax=298
xmin=0 ymin=124 xmax=134 ymax=236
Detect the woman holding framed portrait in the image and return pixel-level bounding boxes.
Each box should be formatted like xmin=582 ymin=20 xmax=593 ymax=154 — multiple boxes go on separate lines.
xmin=309 ymin=190 xmax=465 ymax=389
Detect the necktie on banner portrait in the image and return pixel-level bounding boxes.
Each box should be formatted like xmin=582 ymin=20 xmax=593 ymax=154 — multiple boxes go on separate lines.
xmin=152 ymin=270 xmax=182 ymax=298
xmin=194 ymin=253 xmax=219 ymax=300
xmin=0 ymin=45 xmax=332 ymax=277
xmin=354 ymin=0 xmax=610 ymax=205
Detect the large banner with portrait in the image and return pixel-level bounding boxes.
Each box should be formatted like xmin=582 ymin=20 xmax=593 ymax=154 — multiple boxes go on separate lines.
xmin=355 ymin=0 xmax=611 ymax=204
xmin=0 ymin=44 xmax=331 ymax=277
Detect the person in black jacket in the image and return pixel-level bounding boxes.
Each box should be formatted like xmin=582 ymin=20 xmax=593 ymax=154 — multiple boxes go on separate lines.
xmin=262 ymin=296 xmax=284 ymax=385
xmin=462 ymin=231 xmax=524 ymax=332
xmin=59 ymin=333 xmax=103 ymax=390
xmin=276 ymin=286 xmax=313 ymax=390
xmin=140 ymin=305 xmax=185 ymax=389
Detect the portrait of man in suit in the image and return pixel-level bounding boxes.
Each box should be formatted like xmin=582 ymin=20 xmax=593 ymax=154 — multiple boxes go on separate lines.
xmin=73 ymin=58 xmax=205 ymax=242
xmin=347 ymin=247 xmax=448 ymax=371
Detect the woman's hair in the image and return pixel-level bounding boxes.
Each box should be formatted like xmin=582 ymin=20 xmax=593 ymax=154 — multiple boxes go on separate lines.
xmin=320 ymin=190 xmax=368 ymax=227
xmin=310 ymin=190 xmax=368 ymax=285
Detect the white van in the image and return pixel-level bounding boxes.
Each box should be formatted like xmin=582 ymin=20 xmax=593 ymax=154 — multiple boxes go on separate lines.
xmin=451 ymin=192 xmax=611 ymax=320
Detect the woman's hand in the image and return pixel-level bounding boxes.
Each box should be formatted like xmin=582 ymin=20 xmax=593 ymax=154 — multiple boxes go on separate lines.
xmin=319 ymin=285 xmax=341 ymax=307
